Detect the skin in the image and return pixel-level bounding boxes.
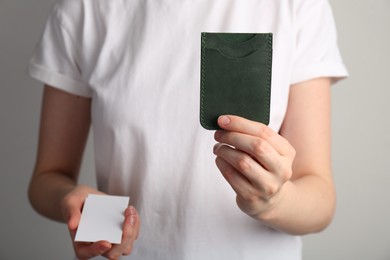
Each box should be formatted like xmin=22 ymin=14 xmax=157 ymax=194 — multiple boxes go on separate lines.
xmin=28 ymin=86 xmax=140 ymax=259
xmin=214 ymin=77 xmax=335 ymax=235
xmin=29 ymin=77 xmax=334 ymax=258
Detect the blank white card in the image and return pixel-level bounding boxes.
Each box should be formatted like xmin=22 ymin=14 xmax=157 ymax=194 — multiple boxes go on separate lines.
xmin=74 ymin=194 xmax=130 ymax=244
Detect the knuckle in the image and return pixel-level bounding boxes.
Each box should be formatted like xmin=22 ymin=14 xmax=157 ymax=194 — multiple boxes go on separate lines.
xmin=280 ymin=166 xmax=293 ymax=181
xmin=264 ymin=183 xmax=279 ymax=198
xmin=252 ymin=139 xmax=268 ymax=155
xmin=61 ymin=193 xmax=74 ymax=209
xmin=257 ymin=126 xmax=271 ymax=139
xmin=123 ymin=245 xmax=133 ymax=255
xmin=282 ymin=168 xmax=292 ymax=182
xmin=237 ymin=155 xmax=251 ymax=172
xmin=289 ymin=146 xmax=296 ymax=158
xmin=241 ymin=192 xmax=259 ymax=204
xmin=61 ymin=193 xmax=71 ymax=205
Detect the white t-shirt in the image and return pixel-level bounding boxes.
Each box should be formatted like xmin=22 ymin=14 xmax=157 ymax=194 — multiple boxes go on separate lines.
xmin=29 ymin=0 xmax=347 ymax=259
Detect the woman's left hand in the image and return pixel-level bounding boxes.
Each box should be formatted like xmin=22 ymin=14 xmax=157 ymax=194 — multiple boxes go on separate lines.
xmin=213 ymin=115 xmax=296 ymax=219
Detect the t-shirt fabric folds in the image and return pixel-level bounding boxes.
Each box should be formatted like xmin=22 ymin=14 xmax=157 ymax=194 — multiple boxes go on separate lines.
xmin=28 ymin=0 xmax=348 ymax=259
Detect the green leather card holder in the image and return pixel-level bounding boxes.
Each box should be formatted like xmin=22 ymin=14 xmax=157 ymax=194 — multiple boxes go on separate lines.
xmin=200 ymin=32 xmax=272 ymax=130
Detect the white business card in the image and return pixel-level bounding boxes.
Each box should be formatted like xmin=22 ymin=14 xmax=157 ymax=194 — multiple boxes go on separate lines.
xmin=74 ymin=194 xmax=130 ymax=244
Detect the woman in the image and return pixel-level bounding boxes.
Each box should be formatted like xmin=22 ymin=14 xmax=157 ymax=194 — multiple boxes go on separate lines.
xmin=28 ymin=0 xmax=347 ymax=259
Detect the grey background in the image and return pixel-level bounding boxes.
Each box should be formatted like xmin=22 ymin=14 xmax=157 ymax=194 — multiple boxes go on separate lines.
xmin=1 ymin=0 xmax=389 ymax=259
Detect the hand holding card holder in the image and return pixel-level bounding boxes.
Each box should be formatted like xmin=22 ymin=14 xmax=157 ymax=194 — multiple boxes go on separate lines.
xmin=200 ymin=32 xmax=273 ymax=130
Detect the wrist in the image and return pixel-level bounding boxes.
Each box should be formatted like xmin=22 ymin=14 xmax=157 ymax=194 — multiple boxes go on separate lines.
xmin=254 ymin=181 xmax=292 ymax=223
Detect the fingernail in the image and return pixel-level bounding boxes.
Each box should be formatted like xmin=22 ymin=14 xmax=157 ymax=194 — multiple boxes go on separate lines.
xmin=129 ymin=206 xmax=136 ymax=215
xmin=219 ymin=116 xmax=230 ymax=126
xmin=130 ymin=215 xmax=136 ymax=226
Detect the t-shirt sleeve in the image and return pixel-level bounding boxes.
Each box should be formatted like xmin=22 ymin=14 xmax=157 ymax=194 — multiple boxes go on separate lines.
xmin=28 ymin=4 xmax=92 ymax=97
xmin=291 ymin=0 xmax=348 ymax=85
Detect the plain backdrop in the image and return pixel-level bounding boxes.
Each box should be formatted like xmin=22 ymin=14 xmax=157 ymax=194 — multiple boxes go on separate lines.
xmin=1 ymin=0 xmax=389 ymax=259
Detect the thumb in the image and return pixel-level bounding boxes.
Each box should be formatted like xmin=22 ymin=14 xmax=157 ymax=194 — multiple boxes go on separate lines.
xmin=67 ymin=204 xmax=82 ymax=232
xmin=67 ymin=207 xmax=82 ymax=241
xmin=67 ymin=199 xmax=81 ymax=231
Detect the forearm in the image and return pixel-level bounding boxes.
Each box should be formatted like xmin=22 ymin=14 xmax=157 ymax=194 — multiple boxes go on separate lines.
xmin=29 ymin=86 xmax=94 ymax=222
xmin=257 ymin=174 xmax=336 ymax=235
xmin=28 ymin=171 xmax=77 ymax=222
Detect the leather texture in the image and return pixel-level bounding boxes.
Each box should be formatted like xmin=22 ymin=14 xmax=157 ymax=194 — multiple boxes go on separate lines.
xmin=200 ymin=32 xmax=272 ymax=130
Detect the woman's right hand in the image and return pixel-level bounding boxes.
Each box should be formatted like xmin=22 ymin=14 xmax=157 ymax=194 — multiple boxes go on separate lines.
xmin=61 ymin=185 xmax=140 ymax=259
xmin=29 ymin=87 xmax=139 ymax=258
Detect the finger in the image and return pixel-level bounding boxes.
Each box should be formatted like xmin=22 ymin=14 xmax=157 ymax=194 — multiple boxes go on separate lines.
xmin=215 ymin=158 xmax=271 ymax=217
xmin=67 ymin=209 xmax=81 ymax=233
xmin=215 ymin=156 xmax=259 ymax=200
xmin=217 ymin=115 xmax=294 ymax=157
xmin=123 ymin=206 xmax=140 ymax=254
xmin=74 ymin=241 xmax=112 ymax=259
xmin=62 ymin=192 xmax=88 ymax=233
xmin=68 ymin=205 xmax=113 ymax=258
xmin=104 ymin=206 xmax=139 ymax=258
xmin=132 ymin=206 xmax=140 ymax=240
xmin=66 ymin=206 xmax=83 ymax=241
xmin=214 ymin=130 xmax=281 ymax=174
xmin=214 ymin=143 xmax=272 ymax=191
